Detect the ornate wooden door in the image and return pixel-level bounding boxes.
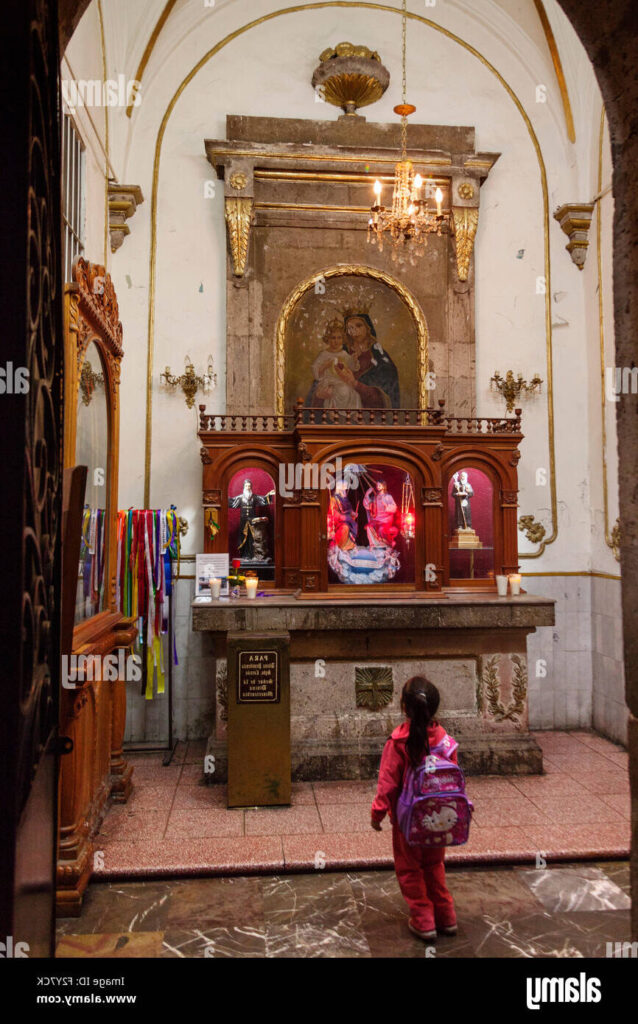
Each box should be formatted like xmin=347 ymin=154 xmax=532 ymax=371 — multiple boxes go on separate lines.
xmin=0 ymin=0 xmax=63 ymax=956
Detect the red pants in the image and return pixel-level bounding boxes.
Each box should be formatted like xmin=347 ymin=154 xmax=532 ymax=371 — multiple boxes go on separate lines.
xmin=392 ymin=825 xmax=456 ymax=931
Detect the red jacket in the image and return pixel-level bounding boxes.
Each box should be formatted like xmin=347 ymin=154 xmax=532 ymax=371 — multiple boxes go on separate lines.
xmin=371 ymin=721 xmax=458 ymax=824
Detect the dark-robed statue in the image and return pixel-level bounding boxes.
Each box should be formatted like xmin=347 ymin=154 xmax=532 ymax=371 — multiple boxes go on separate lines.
xmin=228 ymin=478 xmax=275 ymax=561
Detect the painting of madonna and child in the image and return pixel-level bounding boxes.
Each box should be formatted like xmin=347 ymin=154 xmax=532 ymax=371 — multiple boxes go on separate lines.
xmin=282 ymin=274 xmax=421 ymax=414
xmin=327 ymin=464 xmax=416 ymax=585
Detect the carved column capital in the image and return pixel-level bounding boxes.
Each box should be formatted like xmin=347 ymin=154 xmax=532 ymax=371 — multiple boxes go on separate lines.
xmin=452 ymin=206 xmax=479 ymax=282
xmin=225 ymin=197 xmax=254 ymax=277
xmin=107 ymin=183 xmax=144 ymax=253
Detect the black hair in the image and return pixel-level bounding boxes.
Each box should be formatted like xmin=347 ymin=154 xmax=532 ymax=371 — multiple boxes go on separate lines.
xmin=402 ymin=676 xmax=440 ymax=767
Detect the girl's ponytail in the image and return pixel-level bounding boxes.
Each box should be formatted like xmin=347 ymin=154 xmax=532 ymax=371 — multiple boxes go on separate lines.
xmin=402 ymin=676 xmax=441 ymax=767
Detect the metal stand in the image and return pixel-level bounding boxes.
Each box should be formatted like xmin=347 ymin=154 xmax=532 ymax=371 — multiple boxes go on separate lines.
xmin=123 ymin=589 xmax=178 ymax=765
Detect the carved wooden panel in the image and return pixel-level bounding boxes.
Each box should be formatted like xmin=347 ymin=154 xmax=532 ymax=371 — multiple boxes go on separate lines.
xmin=0 ymin=0 xmax=63 ymax=954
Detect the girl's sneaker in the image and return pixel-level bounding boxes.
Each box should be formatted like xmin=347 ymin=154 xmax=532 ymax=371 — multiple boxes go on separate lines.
xmin=408 ymin=919 xmax=437 ymax=942
xmin=437 ymin=923 xmax=458 ymax=937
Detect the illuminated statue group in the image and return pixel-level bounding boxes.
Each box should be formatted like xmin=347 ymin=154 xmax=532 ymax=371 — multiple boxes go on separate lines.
xmin=328 ymin=472 xmax=401 ymax=584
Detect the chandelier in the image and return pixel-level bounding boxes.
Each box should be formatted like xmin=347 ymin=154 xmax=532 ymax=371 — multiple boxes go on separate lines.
xmin=367 ymin=0 xmax=451 ymax=262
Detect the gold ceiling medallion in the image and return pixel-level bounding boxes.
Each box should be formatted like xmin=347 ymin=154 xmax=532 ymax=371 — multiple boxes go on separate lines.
xmin=451 ymin=207 xmax=479 ymax=281
xmin=312 ymin=41 xmax=389 ymax=116
xmin=490 ymin=370 xmax=543 ymax=413
xmin=368 ymin=1 xmax=450 ymax=262
xmin=225 ymin=197 xmax=253 ymax=277
xmin=319 ymin=43 xmax=381 ymax=61
xmin=275 ymin=264 xmax=429 ymax=418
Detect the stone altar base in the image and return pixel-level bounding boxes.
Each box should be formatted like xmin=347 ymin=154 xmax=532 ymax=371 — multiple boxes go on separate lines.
xmin=192 ymin=594 xmax=555 ymax=780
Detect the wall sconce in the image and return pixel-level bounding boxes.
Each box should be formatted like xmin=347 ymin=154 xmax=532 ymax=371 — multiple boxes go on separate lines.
xmin=490 ymin=370 xmax=543 ymax=413
xmin=160 ymin=356 xmax=217 ymax=409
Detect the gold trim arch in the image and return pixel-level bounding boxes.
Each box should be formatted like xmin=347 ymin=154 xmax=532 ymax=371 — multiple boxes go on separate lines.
xmin=144 ymin=2 xmax=558 ymax=561
xmin=275 ymin=264 xmax=429 ymax=418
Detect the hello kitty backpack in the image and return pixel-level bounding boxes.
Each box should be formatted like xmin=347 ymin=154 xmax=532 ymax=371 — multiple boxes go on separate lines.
xmin=396 ymin=734 xmax=473 ymax=847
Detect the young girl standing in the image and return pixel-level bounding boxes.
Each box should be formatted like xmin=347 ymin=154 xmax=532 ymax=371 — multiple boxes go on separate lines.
xmin=371 ymin=676 xmax=458 ymax=941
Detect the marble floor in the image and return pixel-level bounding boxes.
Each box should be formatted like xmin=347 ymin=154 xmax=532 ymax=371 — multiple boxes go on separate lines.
xmin=93 ymin=730 xmax=630 ymax=879
xmin=55 ymin=861 xmax=632 ymax=958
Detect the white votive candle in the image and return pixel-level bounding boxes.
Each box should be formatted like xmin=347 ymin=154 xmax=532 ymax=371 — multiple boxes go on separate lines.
xmin=509 ymin=574 xmax=522 ymax=596
xmin=245 ymin=577 xmax=258 ymax=600
xmin=209 ymin=578 xmax=221 ymax=600
xmin=495 ymin=574 xmax=508 ymax=597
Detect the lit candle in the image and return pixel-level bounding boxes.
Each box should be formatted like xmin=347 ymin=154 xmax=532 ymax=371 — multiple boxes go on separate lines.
xmin=373 ymin=179 xmax=382 ymax=201
xmin=413 ymin=173 xmax=423 ymax=195
xmin=495 ymin=574 xmax=508 ymax=597
xmin=509 ymin=574 xmax=522 ymax=596
xmin=245 ymin=577 xmax=258 ymax=600
xmin=435 ymin=187 xmax=443 ymax=216
xmin=209 ymin=577 xmax=221 ymax=600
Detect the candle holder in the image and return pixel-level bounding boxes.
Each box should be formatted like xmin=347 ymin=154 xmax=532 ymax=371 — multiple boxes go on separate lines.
xmin=490 ymin=370 xmax=542 ymax=414
xmin=161 ymin=356 xmax=217 ymax=409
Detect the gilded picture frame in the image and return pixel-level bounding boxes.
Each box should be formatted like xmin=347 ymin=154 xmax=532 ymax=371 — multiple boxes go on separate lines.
xmin=275 ymin=265 xmax=429 ymax=417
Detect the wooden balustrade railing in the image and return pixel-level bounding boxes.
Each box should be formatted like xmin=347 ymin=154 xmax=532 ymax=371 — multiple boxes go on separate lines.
xmin=198 ymin=402 xmax=522 ymax=434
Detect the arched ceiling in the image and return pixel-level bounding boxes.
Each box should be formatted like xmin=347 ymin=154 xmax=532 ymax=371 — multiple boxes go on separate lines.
xmin=62 ymin=0 xmax=580 ymax=147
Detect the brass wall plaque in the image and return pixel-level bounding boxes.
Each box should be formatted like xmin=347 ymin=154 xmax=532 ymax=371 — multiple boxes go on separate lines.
xmin=227 ymin=632 xmax=290 ymax=807
xmin=238 ymin=651 xmax=279 ymax=703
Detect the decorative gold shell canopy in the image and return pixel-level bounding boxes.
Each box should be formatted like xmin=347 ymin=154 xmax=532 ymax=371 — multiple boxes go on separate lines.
xmin=312 ymin=43 xmax=390 ymax=116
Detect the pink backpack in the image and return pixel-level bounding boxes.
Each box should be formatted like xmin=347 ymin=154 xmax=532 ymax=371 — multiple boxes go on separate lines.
xmin=396 ymin=734 xmax=473 ymax=847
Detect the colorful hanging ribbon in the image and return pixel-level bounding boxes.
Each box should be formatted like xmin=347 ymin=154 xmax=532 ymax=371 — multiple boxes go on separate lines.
xmin=116 ymin=508 xmax=181 ymax=699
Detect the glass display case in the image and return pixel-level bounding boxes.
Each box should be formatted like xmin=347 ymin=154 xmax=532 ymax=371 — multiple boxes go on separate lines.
xmin=227 ymin=467 xmax=276 ymax=581
xmin=447 ymin=466 xmax=495 ymax=581
xmin=327 ymin=463 xmax=416 ymax=585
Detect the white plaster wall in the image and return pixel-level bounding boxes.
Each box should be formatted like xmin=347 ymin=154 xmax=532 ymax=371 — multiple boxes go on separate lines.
xmin=63 ymin=0 xmax=626 ymax=744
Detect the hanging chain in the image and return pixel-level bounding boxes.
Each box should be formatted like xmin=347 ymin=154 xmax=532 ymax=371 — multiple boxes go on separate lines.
xmin=400 ymin=0 xmax=408 ymax=158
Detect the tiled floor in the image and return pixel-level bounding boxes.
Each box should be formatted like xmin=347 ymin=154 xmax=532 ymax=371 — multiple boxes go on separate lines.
xmin=55 ymin=861 xmax=632 ymax=958
xmin=92 ymin=730 xmax=630 ymax=880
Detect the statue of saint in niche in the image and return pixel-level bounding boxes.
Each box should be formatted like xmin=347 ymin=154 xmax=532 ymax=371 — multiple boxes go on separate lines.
xmin=450 ymin=470 xmax=483 ymax=549
xmin=228 ymin=478 xmax=275 ymax=561
xmin=329 ymin=479 xmax=359 ymax=550
xmin=363 ymin=479 xmax=398 ymax=548
xmin=327 ymin=471 xmax=402 ymax=584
